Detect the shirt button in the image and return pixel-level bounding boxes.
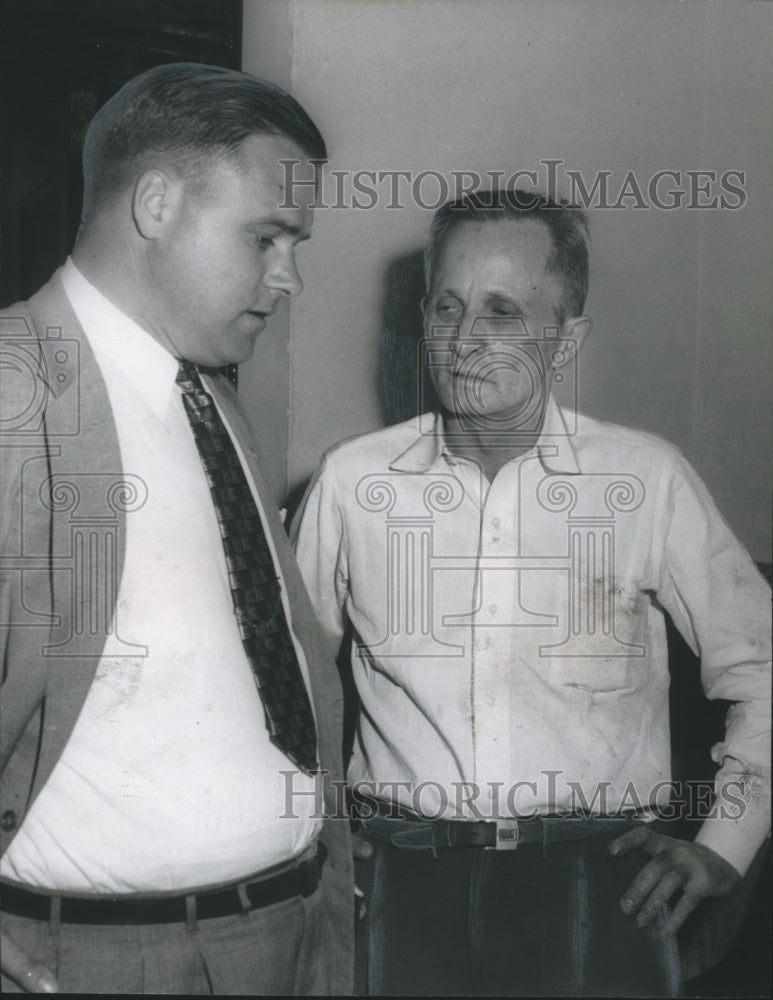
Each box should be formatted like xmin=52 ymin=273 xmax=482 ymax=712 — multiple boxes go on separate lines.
xmin=488 ymin=604 xmax=497 ymax=615
xmin=1 ymin=810 xmax=17 ymax=832
xmin=492 ymin=517 xmax=501 ymax=529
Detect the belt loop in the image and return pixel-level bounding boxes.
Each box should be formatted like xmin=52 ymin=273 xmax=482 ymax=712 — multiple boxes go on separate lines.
xmin=430 ymin=823 xmax=441 ymax=860
xmin=49 ymin=896 xmax=62 ymax=977
xmin=237 ymin=882 xmax=251 ymax=916
xmin=48 ymin=895 xmax=61 ymax=934
xmin=185 ymin=894 xmax=197 ymax=934
xmin=299 ymin=847 xmax=323 ymax=896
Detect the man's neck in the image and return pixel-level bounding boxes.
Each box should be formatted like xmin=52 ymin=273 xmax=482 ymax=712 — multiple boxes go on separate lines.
xmin=72 ymin=233 xmax=176 ymax=358
xmin=441 ymin=410 xmax=540 ymax=481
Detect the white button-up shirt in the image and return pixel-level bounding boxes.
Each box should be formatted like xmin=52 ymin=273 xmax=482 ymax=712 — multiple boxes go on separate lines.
xmin=293 ymin=401 xmax=770 ymax=875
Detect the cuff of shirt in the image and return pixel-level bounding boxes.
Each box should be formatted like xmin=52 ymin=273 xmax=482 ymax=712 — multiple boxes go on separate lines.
xmin=693 ymin=772 xmax=771 ymax=876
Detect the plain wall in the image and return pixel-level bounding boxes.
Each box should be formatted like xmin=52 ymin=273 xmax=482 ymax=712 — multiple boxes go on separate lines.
xmin=242 ymin=0 xmax=772 ymax=560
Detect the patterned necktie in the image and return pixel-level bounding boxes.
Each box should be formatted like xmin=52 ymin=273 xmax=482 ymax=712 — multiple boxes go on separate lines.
xmin=176 ymin=361 xmax=318 ymax=775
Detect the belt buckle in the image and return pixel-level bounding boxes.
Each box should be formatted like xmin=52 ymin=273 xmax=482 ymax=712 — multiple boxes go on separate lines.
xmin=486 ymin=818 xmax=520 ymax=850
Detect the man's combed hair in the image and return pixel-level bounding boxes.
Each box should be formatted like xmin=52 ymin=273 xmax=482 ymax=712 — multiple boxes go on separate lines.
xmin=424 ymin=188 xmax=590 ymax=322
xmin=81 ymin=62 xmax=327 ymax=221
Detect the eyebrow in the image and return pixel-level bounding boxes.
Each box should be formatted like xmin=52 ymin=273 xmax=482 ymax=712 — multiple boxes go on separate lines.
xmin=255 ymin=218 xmax=310 ymax=239
xmin=433 ymin=288 xmax=523 ymax=306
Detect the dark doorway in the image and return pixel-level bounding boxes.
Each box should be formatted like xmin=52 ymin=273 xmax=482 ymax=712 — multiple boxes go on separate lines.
xmin=0 ymin=0 xmax=242 ymax=305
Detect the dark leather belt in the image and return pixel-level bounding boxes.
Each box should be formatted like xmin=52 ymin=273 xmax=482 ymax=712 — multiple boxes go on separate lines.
xmin=361 ymin=801 xmax=642 ymax=851
xmin=0 ymin=843 xmax=326 ymax=925
xmin=422 ymin=815 xmax=639 ymax=850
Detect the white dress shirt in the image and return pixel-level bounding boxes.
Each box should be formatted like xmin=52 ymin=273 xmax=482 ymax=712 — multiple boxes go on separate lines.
xmin=293 ymin=402 xmax=771 ymax=876
xmin=1 ymin=259 xmax=321 ymax=893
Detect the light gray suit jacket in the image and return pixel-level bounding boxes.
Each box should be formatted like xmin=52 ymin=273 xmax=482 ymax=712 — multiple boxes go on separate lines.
xmin=0 ymin=271 xmax=353 ymax=992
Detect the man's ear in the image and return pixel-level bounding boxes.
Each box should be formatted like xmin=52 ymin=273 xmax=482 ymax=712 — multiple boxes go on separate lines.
xmin=132 ymin=169 xmax=180 ymax=239
xmin=552 ymin=315 xmax=592 ymax=368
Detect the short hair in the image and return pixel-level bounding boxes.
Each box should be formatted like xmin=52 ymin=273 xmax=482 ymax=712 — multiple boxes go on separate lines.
xmin=424 ymin=189 xmax=590 ymax=322
xmin=81 ymin=62 xmax=327 ymax=221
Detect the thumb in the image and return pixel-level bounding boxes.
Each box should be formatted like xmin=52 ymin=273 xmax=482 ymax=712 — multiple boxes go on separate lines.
xmin=1 ymin=933 xmax=60 ymax=993
xmin=609 ymin=825 xmax=650 ymax=857
xmin=26 ymin=965 xmax=60 ymax=993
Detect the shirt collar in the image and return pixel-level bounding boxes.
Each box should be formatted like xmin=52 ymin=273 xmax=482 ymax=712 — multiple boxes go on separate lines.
xmin=61 ymin=257 xmax=180 ymax=416
xmin=390 ymin=396 xmax=581 ymax=475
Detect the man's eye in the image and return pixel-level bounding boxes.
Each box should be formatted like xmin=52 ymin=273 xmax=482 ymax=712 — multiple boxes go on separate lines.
xmin=433 ymin=302 xmax=461 ymax=316
xmin=256 ymin=236 xmax=274 ymax=250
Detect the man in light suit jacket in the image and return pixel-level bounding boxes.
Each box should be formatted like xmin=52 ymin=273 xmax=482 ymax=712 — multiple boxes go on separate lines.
xmin=0 ymin=63 xmax=352 ymax=994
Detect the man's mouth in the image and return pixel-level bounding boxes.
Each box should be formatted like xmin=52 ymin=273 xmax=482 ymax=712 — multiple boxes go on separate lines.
xmin=451 ymin=368 xmax=485 ymax=385
xmin=246 ymin=308 xmax=275 ymax=328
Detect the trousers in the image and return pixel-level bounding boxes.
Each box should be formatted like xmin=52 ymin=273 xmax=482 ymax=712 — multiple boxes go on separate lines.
xmin=355 ymin=814 xmax=682 ymax=997
xmin=1 ymin=889 xmax=328 ymax=994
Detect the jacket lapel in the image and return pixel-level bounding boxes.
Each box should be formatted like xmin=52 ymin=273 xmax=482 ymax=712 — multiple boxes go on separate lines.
xmin=24 ymin=271 xmax=127 ymax=800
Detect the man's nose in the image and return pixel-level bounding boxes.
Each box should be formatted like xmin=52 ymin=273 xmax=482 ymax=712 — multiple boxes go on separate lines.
xmin=449 ymin=318 xmax=479 ymax=358
xmin=266 ymin=250 xmax=303 ymax=297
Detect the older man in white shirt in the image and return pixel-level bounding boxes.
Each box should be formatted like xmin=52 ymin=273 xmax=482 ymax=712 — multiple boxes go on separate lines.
xmin=293 ymin=188 xmax=770 ymax=996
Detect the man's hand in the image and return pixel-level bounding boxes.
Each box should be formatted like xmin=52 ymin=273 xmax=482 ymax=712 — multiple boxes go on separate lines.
xmin=351 ymin=834 xmax=374 ymax=920
xmin=0 ymin=931 xmax=59 ymax=992
xmin=609 ymin=827 xmax=741 ymax=935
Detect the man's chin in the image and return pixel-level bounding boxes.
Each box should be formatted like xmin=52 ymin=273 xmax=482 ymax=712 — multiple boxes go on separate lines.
xmin=217 ymin=333 xmax=261 ymax=368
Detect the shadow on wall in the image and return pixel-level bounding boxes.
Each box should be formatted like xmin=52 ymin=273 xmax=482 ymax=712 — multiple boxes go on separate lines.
xmin=379 ymin=251 xmax=437 ymax=425
xmin=285 ymin=250 xmax=431 ymax=524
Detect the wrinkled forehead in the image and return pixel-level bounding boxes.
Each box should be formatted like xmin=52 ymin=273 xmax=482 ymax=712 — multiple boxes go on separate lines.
xmin=431 ymin=216 xmax=558 ymax=299
xmin=437 ymin=215 xmax=552 ymax=268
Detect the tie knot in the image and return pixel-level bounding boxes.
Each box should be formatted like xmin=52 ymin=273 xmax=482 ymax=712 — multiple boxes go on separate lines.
xmin=176 ymin=360 xmax=204 ymax=394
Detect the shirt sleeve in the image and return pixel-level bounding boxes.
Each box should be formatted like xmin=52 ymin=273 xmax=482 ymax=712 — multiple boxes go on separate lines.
xmin=655 ymin=451 xmax=771 ymax=875
xmin=290 ymin=458 xmax=350 ymax=658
